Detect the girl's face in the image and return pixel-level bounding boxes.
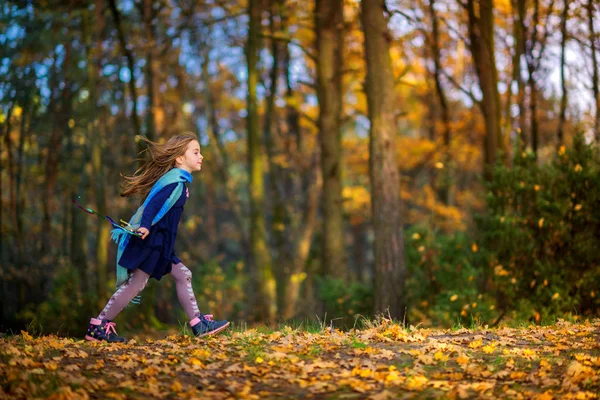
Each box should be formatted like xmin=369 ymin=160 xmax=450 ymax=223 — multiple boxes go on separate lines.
xmin=176 ymin=140 xmax=203 ymax=173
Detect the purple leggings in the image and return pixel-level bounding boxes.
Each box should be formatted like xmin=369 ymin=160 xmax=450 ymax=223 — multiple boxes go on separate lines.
xmin=98 ymin=263 xmax=201 ymax=321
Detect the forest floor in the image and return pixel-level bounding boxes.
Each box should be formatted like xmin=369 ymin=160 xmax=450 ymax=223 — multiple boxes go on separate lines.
xmin=0 ymin=318 xmax=599 ymax=399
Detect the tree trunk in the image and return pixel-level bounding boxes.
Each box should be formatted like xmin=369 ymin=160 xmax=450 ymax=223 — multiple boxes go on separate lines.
xmin=466 ymin=0 xmax=503 ymax=179
xmin=67 ymin=123 xmax=88 ymax=297
xmin=515 ymin=0 xmax=527 ymax=147
xmin=265 ymin=0 xmax=289 ymax=317
xmin=588 ymin=0 xmax=600 ymax=141
xmin=42 ymin=42 xmax=73 ymax=254
xmin=428 ymin=0 xmax=452 ymax=205
xmin=143 ymin=0 xmax=157 ymax=140
xmin=15 ymin=86 xmax=32 ymax=263
xmin=557 ymin=0 xmax=569 ymax=147
xmin=361 ymin=0 xmax=407 ymax=321
xmin=247 ymin=0 xmax=276 ymax=323
xmin=84 ymin=3 xmax=110 ymax=309
xmin=0 ymin=103 xmax=14 ymax=265
xmin=282 ymin=152 xmax=322 ymax=319
xmin=199 ymin=42 xmax=249 ymax=251
xmin=108 ymin=0 xmax=142 ymax=143
xmin=315 ymin=0 xmax=346 ymax=280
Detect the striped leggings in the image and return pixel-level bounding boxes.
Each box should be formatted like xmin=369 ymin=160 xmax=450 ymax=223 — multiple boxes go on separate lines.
xmin=98 ymin=263 xmax=201 ymax=321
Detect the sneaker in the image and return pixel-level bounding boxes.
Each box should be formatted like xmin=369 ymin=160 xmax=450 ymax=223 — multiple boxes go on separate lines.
xmin=190 ymin=313 xmax=230 ymax=338
xmin=85 ymin=318 xmax=126 ymax=343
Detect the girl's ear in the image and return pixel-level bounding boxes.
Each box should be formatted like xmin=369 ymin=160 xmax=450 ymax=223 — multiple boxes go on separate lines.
xmin=174 ymin=155 xmax=183 ymax=167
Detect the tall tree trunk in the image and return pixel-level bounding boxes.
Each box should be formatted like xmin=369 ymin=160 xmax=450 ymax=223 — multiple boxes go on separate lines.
xmin=108 ymin=0 xmax=142 ymax=143
xmin=282 ymin=155 xmax=322 ymax=319
xmin=85 ymin=3 xmax=110 ymax=309
xmin=265 ymin=0 xmax=289 ymax=316
xmin=15 ymin=90 xmax=29 ymax=262
xmin=315 ymin=0 xmax=346 ymax=280
xmin=515 ymin=0 xmax=527 ymax=147
xmin=588 ymin=0 xmax=600 ymax=141
xmin=143 ymin=0 xmax=157 ymax=140
xmin=1 ymin=104 xmax=14 ymax=262
xmin=557 ymin=0 xmax=569 ymax=147
xmin=361 ymin=0 xmax=407 ymax=321
xmin=200 ymin=40 xmax=249 ymax=258
xmin=67 ymin=123 xmax=88 ymax=297
xmin=42 ymin=42 xmax=73 ymax=254
xmin=466 ymin=0 xmax=503 ymax=179
xmin=5 ymin=106 xmax=17 ymax=258
xmin=428 ymin=0 xmax=452 ymax=205
xmin=247 ymin=0 xmax=276 ymax=323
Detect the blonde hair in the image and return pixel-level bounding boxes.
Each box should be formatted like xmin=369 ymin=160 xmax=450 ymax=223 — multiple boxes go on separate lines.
xmin=121 ymin=132 xmax=199 ymax=198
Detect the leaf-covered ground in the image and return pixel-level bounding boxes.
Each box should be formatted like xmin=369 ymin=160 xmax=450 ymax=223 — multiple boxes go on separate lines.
xmin=1 ymin=319 xmax=599 ymax=399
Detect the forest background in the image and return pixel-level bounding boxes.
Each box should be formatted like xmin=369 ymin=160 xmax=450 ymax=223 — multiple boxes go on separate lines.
xmin=1 ymin=0 xmax=599 ymax=336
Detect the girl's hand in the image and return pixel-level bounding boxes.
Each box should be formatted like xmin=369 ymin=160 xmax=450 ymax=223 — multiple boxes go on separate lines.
xmin=137 ymin=227 xmax=150 ymax=239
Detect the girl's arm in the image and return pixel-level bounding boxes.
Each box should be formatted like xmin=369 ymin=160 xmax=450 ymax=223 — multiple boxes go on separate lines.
xmin=139 ymin=183 xmax=179 ymax=230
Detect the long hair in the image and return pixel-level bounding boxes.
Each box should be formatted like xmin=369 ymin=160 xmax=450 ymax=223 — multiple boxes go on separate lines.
xmin=121 ymin=133 xmax=198 ymax=198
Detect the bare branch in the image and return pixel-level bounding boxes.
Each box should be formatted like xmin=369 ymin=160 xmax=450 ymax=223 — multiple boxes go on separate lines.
xmin=441 ymin=69 xmax=481 ymax=106
xmin=297 ymin=80 xmax=317 ymax=91
xmin=260 ymin=33 xmax=317 ymax=62
xmin=300 ymin=111 xmax=318 ymax=127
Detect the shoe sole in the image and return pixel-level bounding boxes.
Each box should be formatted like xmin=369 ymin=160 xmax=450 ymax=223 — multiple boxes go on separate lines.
xmin=197 ymin=321 xmax=230 ymax=338
xmin=85 ymin=335 xmax=126 ymax=343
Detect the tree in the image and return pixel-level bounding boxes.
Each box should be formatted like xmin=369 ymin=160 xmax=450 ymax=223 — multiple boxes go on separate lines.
xmin=315 ymin=0 xmax=346 ymax=280
xmin=247 ymin=0 xmax=276 ymax=322
xmin=587 ymin=0 xmax=599 ymax=141
xmin=557 ymin=0 xmax=569 ymax=147
xmin=361 ymin=0 xmax=407 ymax=321
xmin=465 ymin=0 xmax=504 ymax=177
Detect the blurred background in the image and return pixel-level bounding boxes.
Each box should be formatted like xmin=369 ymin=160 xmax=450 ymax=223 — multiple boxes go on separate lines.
xmin=0 ymin=0 xmax=599 ymax=335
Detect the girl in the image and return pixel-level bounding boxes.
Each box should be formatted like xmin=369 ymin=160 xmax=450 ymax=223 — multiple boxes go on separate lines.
xmin=85 ymin=133 xmax=229 ymax=342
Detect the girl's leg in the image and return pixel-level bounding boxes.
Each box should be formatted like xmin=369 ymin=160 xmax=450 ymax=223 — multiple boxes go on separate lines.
xmin=170 ymin=262 xmax=200 ymax=320
xmin=98 ymin=269 xmax=150 ymax=321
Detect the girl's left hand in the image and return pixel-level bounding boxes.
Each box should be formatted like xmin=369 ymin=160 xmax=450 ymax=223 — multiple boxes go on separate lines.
xmin=137 ymin=227 xmax=149 ymax=239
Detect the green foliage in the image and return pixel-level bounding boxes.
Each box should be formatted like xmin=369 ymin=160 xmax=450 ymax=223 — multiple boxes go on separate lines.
xmin=189 ymin=258 xmax=247 ymax=321
xmin=316 ymin=276 xmax=373 ymax=324
xmin=477 ymin=134 xmax=600 ymax=322
xmin=18 ymin=260 xmax=87 ymax=335
xmin=405 ymin=227 xmax=495 ymax=327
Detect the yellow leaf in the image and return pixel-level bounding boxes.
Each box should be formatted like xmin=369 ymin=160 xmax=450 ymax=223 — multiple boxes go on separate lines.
xmin=455 ymin=354 xmax=470 ymax=365
xmin=471 ymin=243 xmax=478 ymax=253
xmin=574 ymin=164 xmax=582 ymax=172
xmin=574 ymin=204 xmax=582 ymax=211
xmin=536 ymin=391 xmax=554 ymax=400
xmin=558 ymin=146 xmax=566 ymax=155
xmin=552 ymin=293 xmax=560 ymax=300
xmin=450 ymin=294 xmax=458 ymax=302
xmin=255 ymin=356 xmax=264 ymax=364
xmin=405 ymin=375 xmax=428 ymax=391
xmin=434 ymin=351 xmax=449 ymax=362
xmin=469 ymin=339 xmax=483 ymax=349
xmin=188 ymin=357 xmax=204 ymax=366
xmin=538 ymin=218 xmax=544 ymax=228
xmin=20 ymin=331 xmax=33 ymax=341
xmin=412 ymin=233 xmax=421 ymax=240
xmin=522 ymin=349 xmax=536 ymax=358
xmin=482 ymin=345 xmax=495 ymax=354
xmin=434 ymin=162 xmax=444 ymax=169
xmin=170 ymin=381 xmax=183 ymax=392
xmin=386 ymin=370 xmax=400 ymax=382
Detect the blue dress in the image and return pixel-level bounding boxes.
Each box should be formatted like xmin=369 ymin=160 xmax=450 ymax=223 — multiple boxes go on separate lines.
xmin=118 ymin=183 xmax=187 ymax=280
